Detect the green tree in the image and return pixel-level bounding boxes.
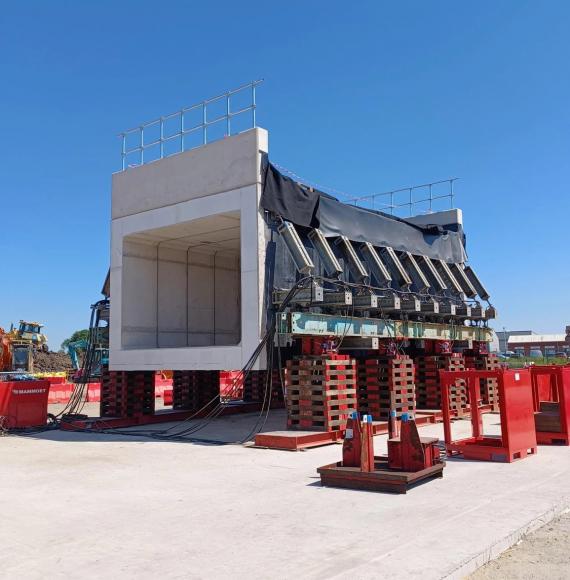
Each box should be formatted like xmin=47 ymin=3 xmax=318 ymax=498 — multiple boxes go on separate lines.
xmin=61 ymin=329 xmax=90 ymax=352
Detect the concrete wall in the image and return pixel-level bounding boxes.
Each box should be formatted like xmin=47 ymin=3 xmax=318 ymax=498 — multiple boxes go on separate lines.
xmin=110 ymin=128 xmax=268 ymax=371
xmin=112 ymin=129 xmax=266 ymax=219
xmin=121 ymin=239 xmax=158 ymax=348
xmin=121 ymin=240 xmax=240 ymax=350
xmin=406 ymin=208 xmax=463 ymax=229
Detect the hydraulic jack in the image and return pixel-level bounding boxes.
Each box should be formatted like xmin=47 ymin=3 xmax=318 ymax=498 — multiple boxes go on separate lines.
xmin=317 ymin=412 xmax=445 ymax=494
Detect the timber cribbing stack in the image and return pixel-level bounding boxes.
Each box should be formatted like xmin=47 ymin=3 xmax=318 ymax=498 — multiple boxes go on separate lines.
xmin=243 ymin=369 xmax=284 ymax=406
xmin=415 ymin=354 xmax=468 ymax=416
xmin=464 ymin=352 xmax=501 ymax=411
xmin=172 ymin=370 xmax=220 ymax=412
xmin=357 ymin=356 xmax=416 ymax=420
xmin=285 ymin=354 xmax=356 ymax=431
xmin=100 ymin=368 xmax=155 ymax=418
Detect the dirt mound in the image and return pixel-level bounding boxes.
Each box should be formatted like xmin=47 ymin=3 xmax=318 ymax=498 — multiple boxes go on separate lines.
xmin=33 ymin=350 xmax=74 ymax=373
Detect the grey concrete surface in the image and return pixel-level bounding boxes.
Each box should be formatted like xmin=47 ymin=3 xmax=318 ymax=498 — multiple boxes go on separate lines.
xmin=111 ymin=128 xmax=267 ymax=219
xmin=1 ymin=412 xmax=569 ymax=579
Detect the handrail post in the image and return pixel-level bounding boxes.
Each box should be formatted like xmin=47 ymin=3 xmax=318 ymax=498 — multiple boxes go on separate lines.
xmin=252 ymin=82 xmax=257 ymax=127
xmin=226 ymin=92 xmax=231 ymax=136
xmin=121 ymin=134 xmax=126 ymax=171
xmin=202 ymin=102 xmax=207 ymax=145
xmin=180 ymin=110 xmax=184 ymax=152
xmin=159 ymin=117 xmax=164 ymax=159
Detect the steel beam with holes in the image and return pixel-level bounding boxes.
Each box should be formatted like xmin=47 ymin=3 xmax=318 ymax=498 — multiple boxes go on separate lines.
xmin=278 ymin=312 xmax=493 ymax=342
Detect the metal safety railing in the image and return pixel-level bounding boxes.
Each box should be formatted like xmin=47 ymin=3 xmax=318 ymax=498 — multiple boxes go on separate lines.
xmin=119 ymin=79 xmax=263 ymax=170
xmin=274 ymin=163 xmax=458 ymax=218
xmin=344 ymin=178 xmax=458 ymax=217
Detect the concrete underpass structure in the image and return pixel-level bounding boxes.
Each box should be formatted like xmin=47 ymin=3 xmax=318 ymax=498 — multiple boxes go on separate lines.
xmin=110 ymin=128 xmax=269 ymax=371
xmin=109 ymin=122 xmax=494 ymax=376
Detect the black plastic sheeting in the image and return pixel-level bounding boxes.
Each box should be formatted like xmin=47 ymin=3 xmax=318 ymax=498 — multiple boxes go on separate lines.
xmin=260 ymin=159 xmax=322 ymax=228
xmin=260 ymin=161 xmax=466 ymax=263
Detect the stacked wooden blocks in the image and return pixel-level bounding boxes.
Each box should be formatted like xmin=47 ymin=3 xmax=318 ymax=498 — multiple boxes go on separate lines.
xmin=464 ymin=352 xmax=501 ymax=411
xmin=415 ymin=354 xmax=468 ymax=416
xmin=100 ymin=369 xmax=155 ymax=418
xmin=243 ymin=369 xmax=284 ymax=406
xmin=285 ymin=354 xmax=356 ymax=431
xmin=357 ymin=356 xmax=416 ymax=420
xmin=172 ymin=370 xmax=220 ymax=412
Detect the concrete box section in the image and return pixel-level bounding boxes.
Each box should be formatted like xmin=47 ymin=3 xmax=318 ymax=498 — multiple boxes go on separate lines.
xmin=110 ymin=128 xmax=269 ymax=371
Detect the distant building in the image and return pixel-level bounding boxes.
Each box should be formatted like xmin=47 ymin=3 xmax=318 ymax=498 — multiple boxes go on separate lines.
xmin=495 ymin=330 xmax=534 ymax=353
xmin=507 ymin=333 xmax=569 ymax=357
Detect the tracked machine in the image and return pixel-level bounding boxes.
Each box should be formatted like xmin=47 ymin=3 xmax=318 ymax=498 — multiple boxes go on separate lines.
xmin=10 ymin=321 xmax=48 ymax=352
xmin=0 ymin=327 xmax=33 ymax=373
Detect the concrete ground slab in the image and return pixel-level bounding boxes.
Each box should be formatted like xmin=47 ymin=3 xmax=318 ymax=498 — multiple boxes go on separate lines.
xmin=1 ymin=412 xmax=569 ymax=579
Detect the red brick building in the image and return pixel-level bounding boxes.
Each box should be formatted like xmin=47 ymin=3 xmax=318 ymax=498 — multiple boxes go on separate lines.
xmin=507 ymin=333 xmax=569 ymax=357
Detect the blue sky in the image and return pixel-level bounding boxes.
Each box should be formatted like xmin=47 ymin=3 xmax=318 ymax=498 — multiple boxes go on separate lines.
xmin=1 ymin=1 xmax=569 ymax=349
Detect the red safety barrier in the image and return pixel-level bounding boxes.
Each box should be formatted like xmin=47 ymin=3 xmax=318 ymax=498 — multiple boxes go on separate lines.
xmin=47 ymin=383 xmax=102 ymax=404
xmin=155 ymin=378 xmax=173 ymax=387
xmin=220 ymin=370 xmax=243 ymax=399
xmin=154 ymin=380 xmax=173 ymax=398
xmin=48 ymin=383 xmax=74 ymax=404
xmin=154 ymin=371 xmax=173 ymax=399
xmin=86 ymin=383 xmax=101 ymax=403
xmin=43 ymin=375 xmax=68 ymax=385
xmin=0 ymin=380 xmax=50 ymax=428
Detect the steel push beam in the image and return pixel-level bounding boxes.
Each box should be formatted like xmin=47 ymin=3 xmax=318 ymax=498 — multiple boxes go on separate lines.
xmin=360 ymin=242 xmax=392 ymax=285
xmin=335 ymin=236 xmax=368 ymax=283
xmin=417 ymin=256 xmax=447 ymax=292
xmin=381 ymin=247 xmax=412 ymax=289
xmin=279 ymin=311 xmax=493 ymax=342
xmin=399 ymin=252 xmax=430 ymax=291
xmin=277 ymin=221 xmax=314 ymax=273
xmin=308 ymin=229 xmax=343 ymax=277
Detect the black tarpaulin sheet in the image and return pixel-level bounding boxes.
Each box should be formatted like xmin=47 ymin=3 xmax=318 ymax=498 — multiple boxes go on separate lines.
xmin=260 ymin=162 xmax=466 ymax=263
xmin=260 ymin=160 xmax=321 ymax=227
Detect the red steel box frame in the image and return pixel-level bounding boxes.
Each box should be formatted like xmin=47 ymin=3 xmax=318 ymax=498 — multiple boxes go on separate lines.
xmin=0 ymin=380 xmax=50 ymax=429
xmin=530 ymin=365 xmax=570 ymax=445
xmin=439 ymin=369 xmax=537 ymax=462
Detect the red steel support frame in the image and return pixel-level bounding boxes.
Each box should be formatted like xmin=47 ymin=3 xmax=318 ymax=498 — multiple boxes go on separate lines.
xmin=440 ymin=369 xmax=537 ymax=462
xmin=530 ymin=366 xmax=570 ymax=445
